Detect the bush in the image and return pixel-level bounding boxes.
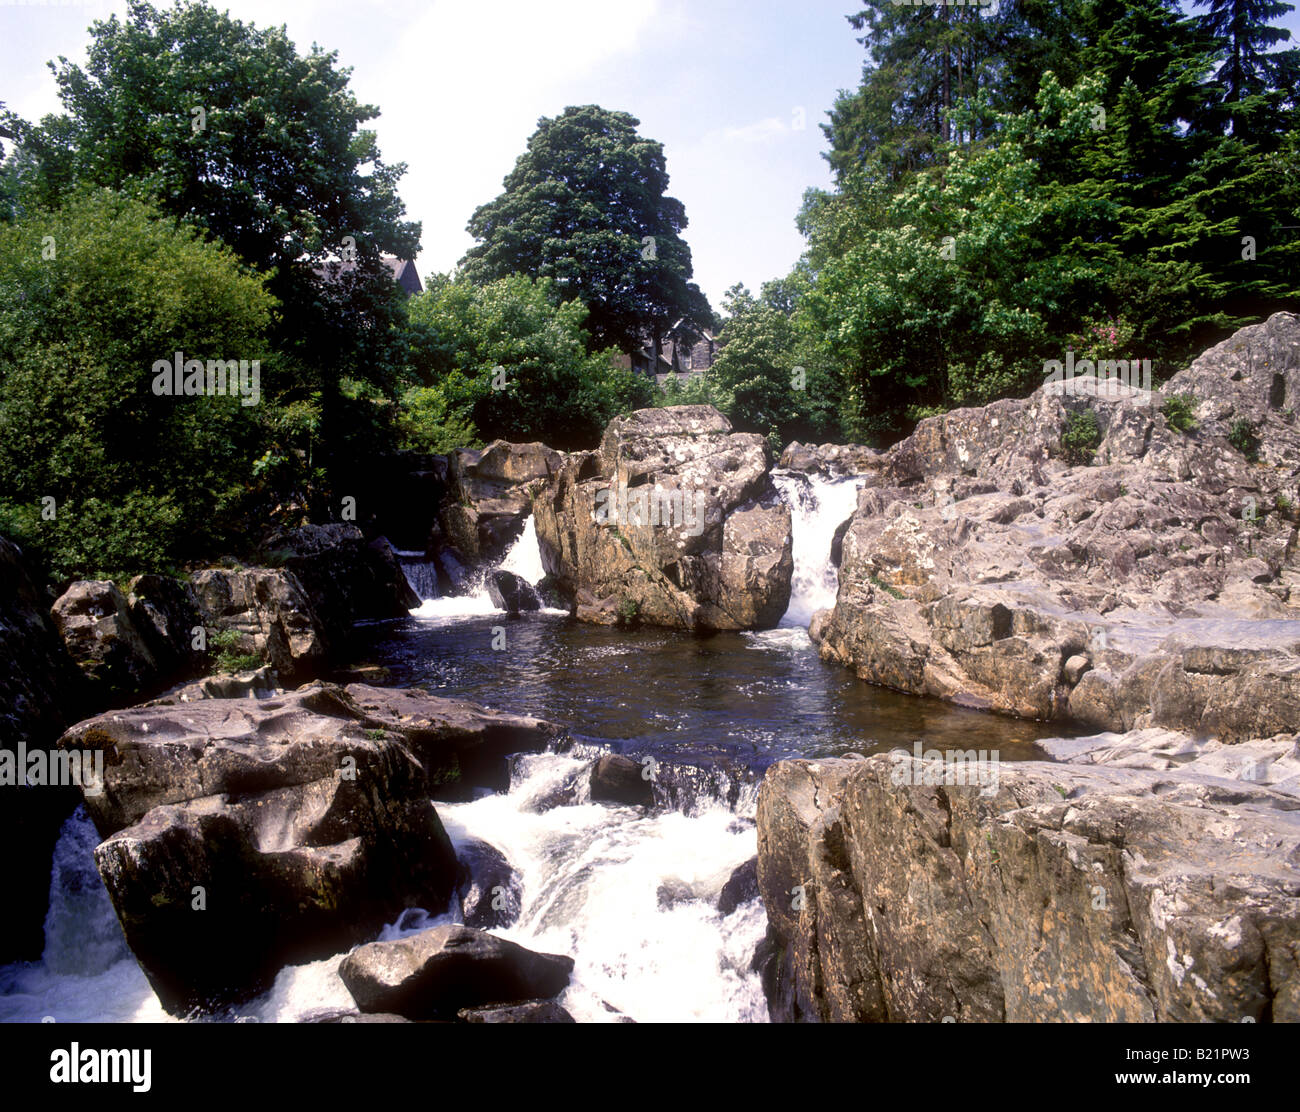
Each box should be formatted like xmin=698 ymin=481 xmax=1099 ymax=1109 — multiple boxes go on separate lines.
xmin=1061 ymin=410 xmax=1102 ymax=465
xmin=210 ymin=629 xmax=262 ymax=674
xmin=404 ymin=274 xmax=654 ymax=451
xmin=0 ymin=189 xmax=276 ymax=580
xmin=1161 ymin=393 xmax=1199 ymax=433
xmin=1228 ymin=418 xmax=1260 ymax=460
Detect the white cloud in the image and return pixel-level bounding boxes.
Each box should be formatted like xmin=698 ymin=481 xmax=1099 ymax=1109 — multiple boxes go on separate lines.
xmin=720 ymin=116 xmax=792 ymax=146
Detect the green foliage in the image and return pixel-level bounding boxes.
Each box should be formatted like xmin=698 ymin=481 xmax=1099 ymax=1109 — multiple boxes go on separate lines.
xmin=7 ymin=0 xmax=421 ymax=493
xmin=616 ymin=597 xmax=641 ymax=627
xmin=801 ymin=74 xmax=1116 ymax=437
xmin=210 ymin=629 xmax=262 ymax=674
xmin=1061 ymin=410 xmax=1103 ymax=465
xmin=705 ymin=283 xmax=844 ymax=453
xmin=1229 ymin=417 xmax=1260 ymax=459
xmin=460 ymin=105 xmax=712 ymax=354
xmin=1161 ymin=393 xmax=1200 ymax=432
xmin=870 ymin=574 xmax=905 ymax=600
xmin=404 ymin=274 xmax=653 ymax=450
xmin=801 ymin=0 xmax=1300 ymax=444
xmin=0 ymin=189 xmax=276 ymax=580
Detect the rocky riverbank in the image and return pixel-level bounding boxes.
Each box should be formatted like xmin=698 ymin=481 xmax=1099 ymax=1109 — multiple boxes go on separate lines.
xmin=753 ymin=312 xmax=1300 ymax=1023
xmin=810 ymin=312 xmax=1300 ymax=741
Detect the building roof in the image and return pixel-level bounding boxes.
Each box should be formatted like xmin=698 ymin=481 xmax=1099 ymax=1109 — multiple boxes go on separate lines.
xmin=314 ymin=253 xmax=422 ymax=295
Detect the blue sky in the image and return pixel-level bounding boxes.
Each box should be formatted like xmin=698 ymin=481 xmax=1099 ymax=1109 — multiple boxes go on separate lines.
xmin=5 ymin=1 xmax=1299 ymax=312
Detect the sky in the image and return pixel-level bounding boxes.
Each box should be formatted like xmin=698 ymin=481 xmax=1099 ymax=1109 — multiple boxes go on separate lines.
xmin=2 ymin=0 xmax=868 ymax=311
xmin=5 ymin=1 xmax=1299 ymax=313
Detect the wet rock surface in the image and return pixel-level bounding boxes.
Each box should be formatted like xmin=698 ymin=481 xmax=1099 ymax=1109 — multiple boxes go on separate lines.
xmin=56 ymin=682 xmax=561 ymax=1013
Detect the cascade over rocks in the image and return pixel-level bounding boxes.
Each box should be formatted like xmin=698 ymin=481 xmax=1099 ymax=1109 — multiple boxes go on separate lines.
xmin=814 ymin=313 xmax=1300 ymax=739
xmin=534 ymin=405 xmax=793 ymax=631
xmin=56 ymin=682 xmax=561 ymax=1013
xmin=756 ymin=747 xmax=1300 ymax=1022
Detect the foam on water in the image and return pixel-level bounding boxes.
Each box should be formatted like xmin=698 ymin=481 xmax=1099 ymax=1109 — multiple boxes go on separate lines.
xmin=435 ymin=751 xmax=767 ymax=1023
xmin=2 ymin=755 xmax=767 ymax=1024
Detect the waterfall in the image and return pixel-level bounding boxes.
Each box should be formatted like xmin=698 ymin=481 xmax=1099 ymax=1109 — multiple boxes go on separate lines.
xmin=409 ymin=514 xmax=554 ymax=620
xmin=41 ymin=806 xmax=131 ymax=976
xmin=396 ymin=550 xmax=441 ymax=602
xmin=498 ymin=516 xmax=546 ymax=584
xmin=773 ymin=471 xmax=862 ymax=629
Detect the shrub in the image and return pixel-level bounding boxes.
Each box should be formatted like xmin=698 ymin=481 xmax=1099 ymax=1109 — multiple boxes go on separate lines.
xmin=1061 ymin=410 xmax=1102 ymax=465
xmin=210 ymin=629 xmax=262 ymax=674
xmin=1228 ymin=418 xmax=1259 ymax=460
xmin=1161 ymin=393 xmax=1199 ymax=433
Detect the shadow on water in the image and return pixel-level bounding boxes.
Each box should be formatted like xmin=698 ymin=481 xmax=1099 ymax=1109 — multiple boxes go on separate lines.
xmin=354 ymin=611 xmax=1085 ymax=773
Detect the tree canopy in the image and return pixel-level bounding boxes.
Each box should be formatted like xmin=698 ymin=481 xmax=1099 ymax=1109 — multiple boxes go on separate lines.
xmin=460 ymin=105 xmax=713 ymax=356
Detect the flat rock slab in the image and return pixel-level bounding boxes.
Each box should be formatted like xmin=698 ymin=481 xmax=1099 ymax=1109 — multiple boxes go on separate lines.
xmin=757 ymin=752 xmax=1300 ymax=1022
xmin=340 ymin=925 xmax=574 ymax=1020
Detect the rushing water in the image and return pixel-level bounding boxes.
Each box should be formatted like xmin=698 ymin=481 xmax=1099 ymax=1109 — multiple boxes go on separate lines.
xmin=2 ymin=473 xmax=1078 ymax=1024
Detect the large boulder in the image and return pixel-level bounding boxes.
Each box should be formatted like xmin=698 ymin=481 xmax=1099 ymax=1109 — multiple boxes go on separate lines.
xmin=339 ymin=924 xmax=574 ymax=1020
xmin=534 ymin=406 xmax=793 ymax=631
xmin=51 ymin=580 xmax=161 ymax=705
xmin=189 ymin=566 xmax=327 ymax=686
xmin=440 ymin=441 xmax=564 ymax=567
xmin=815 ymin=313 xmax=1300 ymax=741
xmin=57 ymin=683 xmax=560 ymax=1013
xmin=0 ymin=537 xmax=89 ymax=961
xmin=458 ymin=1000 xmax=575 ymax=1023
xmin=486 ymin=570 xmax=541 ymax=616
xmin=589 ymin=753 xmax=655 ymax=807
xmin=756 ymin=749 xmax=1300 ymax=1022
xmin=261 ymin=524 xmax=420 ymax=636
xmin=779 ymin=441 xmax=884 ymax=478
xmin=455 ymin=838 xmax=523 ymax=929
xmin=126 ymin=574 xmax=205 ymax=685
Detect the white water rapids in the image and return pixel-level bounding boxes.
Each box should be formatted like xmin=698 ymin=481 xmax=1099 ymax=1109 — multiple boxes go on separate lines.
xmin=1 ymin=475 xmax=861 ymax=1024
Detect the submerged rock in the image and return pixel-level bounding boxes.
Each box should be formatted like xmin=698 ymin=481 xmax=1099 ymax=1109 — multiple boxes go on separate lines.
xmin=339 ymin=925 xmax=574 ymax=1020
xmin=486 ymin=569 xmax=541 ymax=615
xmin=718 ymin=857 xmax=760 ymax=915
xmin=589 ymin=753 xmax=655 ymax=807
xmin=458 ymin=1000 xmax=576 ymax=1023
xmin=534 ymin=405 xmax=793 ymax=631
xmin=456 ymin=838 xmax=523 ymax=929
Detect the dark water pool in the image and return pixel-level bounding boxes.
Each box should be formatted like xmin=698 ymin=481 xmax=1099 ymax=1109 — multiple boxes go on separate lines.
xmin=353 ymin=609 xmax=1082 ymax=773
